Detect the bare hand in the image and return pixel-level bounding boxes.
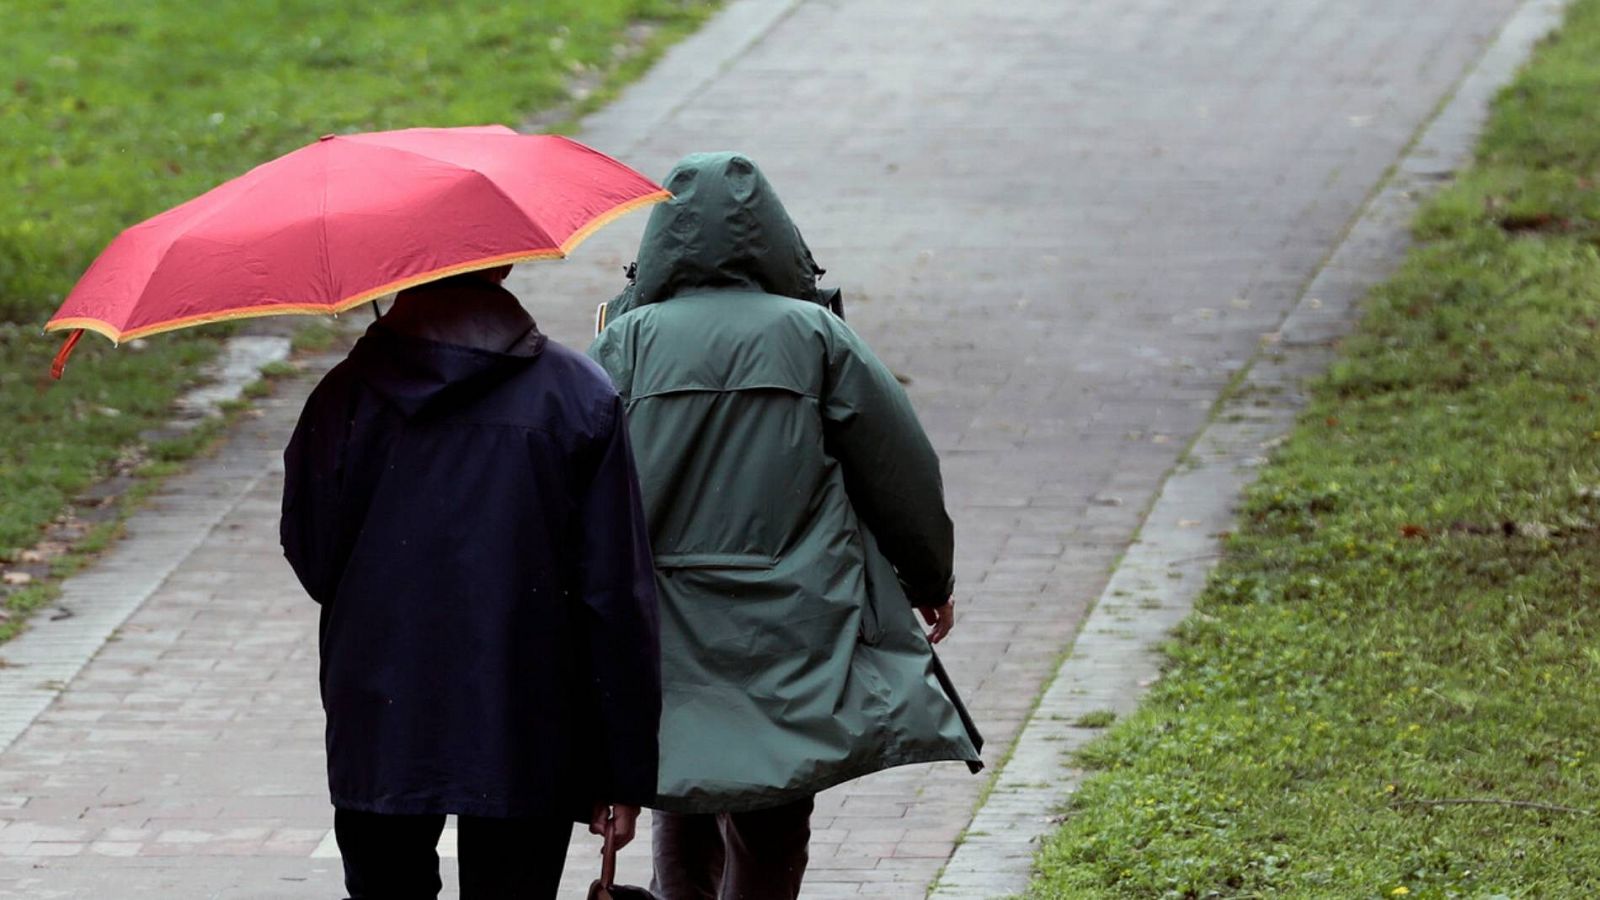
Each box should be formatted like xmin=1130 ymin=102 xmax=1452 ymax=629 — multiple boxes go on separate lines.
xmin=590 ymin=802 xmax=640 ymax=851
xmin=919 ymin=598 xmax=955 ymax=644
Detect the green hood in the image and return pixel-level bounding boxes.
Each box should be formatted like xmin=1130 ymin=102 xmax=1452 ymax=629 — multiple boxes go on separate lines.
xmin=606 ymin=152 xmax=832 ymax=320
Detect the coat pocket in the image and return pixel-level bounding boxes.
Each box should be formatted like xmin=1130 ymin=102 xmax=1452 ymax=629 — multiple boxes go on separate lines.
xmin=857 ymin=526 xmax=904 ymax=648
xmin=864 ymin=525 xmax=889 ymax=643
xmin=858 ymin=588 xmax=884 ymax=647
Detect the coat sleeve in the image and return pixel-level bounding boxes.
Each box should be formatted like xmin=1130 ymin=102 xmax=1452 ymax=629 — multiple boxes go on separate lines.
xmin=577 ymin=395 xmax=662 ymax=806
xmin=280 ymin=376 xmax=352 ymax=605
xmin=585 ymin=325 xmax=632 ymax=401
xmin=822 ymin=318 xmax=956 ymax=608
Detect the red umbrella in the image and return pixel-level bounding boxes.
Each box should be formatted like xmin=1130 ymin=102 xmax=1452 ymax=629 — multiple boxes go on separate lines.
xmin=45 ymin=125 xmax=668 ymax=376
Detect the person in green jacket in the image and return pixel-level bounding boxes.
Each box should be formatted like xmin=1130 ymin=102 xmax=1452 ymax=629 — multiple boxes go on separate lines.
xmin=589 ymin=152 xmax=982 ymax=900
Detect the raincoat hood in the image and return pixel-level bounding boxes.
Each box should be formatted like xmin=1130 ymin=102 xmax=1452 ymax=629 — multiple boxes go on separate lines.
xmin=348 ymin=308 xmax=546 ymax=420
xmin=606 ymin=152 xmax=832 ymax=319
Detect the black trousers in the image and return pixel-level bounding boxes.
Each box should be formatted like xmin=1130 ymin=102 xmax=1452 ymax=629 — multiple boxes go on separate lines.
xmin=650 ymin=796 xmax=814 ymax=900
xmin=334 ymin=809 xmax=573 ymax=899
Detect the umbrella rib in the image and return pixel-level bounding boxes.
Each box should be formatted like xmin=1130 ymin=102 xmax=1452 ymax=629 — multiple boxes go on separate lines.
xmin=101 ymin=155 xmax=317 ymax=330
xmin=461 ymin=168 xmax=561 ymax=250
xmin=319 ymin=144 xmax=333 ymax=307
xmin=134 ymin=146 xmax=318 ymax=244
xmin=342 ymin=138 xmax=583 ymax=245
xmin=324 ymin=139 xmax=565 ymax=249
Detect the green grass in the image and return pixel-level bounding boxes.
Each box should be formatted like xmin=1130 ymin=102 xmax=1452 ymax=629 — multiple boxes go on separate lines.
xmin=287 ymin=319 xmax=345 ymax=355
xmin=1030 ymin=4 xmax=1600 ymax=898
xmin=0 ymin=0 xmax=717 ymax=618
xmin=0 ymin=426 xmax=203 ymax=644
xmin=1072 ymin=710 xmax=1118 ymax=729
xmin=0 ymin=326 xmax=219 ymax=552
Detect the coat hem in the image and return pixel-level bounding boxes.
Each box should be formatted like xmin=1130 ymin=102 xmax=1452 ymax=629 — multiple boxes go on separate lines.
xmin=651 ymin=745 xmax=982 ymax=815
xmin=331 ymin=793 xmax=584 ymax=821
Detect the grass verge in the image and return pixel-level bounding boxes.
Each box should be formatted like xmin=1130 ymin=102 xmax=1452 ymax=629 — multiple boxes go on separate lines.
xmin=0 ymin=1 xmax=717 ymax=630
xmin=1030 ymin=3 xmax=1600 ymax=898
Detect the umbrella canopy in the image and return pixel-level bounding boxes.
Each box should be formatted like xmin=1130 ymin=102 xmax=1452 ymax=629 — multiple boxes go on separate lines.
xmin=45 ymin=125 xmax=667 ymax=375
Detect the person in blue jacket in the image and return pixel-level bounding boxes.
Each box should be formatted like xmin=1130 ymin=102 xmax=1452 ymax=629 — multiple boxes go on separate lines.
xmin=281 ymin=265 xmax=660 ymax=899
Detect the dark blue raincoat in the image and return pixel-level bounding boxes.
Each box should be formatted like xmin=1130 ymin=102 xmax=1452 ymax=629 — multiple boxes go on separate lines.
xmin=281 ymin=285 xmax=660 ymax=820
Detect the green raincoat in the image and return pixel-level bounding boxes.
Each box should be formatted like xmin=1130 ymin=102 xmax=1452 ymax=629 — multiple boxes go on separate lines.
xmin=589 ymin=153 xmax=982 ymax=813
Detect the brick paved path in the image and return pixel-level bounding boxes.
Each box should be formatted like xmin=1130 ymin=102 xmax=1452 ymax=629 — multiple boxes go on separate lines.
xmin=0 ymin=0 xmax=1522 ymax=896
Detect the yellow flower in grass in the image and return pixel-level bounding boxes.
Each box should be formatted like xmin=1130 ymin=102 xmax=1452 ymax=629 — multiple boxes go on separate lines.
xmin=1390 ymin=888 xmax=1410 ymax=897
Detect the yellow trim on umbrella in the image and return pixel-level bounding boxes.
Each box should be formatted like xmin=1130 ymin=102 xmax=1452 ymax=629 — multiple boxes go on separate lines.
xmin=558 ymin=189 xmax=670 ymax=256
xmin=44 ymin=189 xmax=672 ymax=344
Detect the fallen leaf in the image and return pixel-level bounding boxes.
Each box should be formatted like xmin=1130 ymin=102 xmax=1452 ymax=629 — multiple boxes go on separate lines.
xmin=1400 ymin=524 xmax=1429 ymax=539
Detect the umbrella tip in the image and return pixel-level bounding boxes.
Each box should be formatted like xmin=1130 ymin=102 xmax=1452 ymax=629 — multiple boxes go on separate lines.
xmin=319 ymin=133 xmax=335 ymax=142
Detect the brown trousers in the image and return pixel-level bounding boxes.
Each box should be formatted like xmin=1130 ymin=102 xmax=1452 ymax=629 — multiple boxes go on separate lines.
xmin=650 ymin=796 xmax=815 ymax=900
